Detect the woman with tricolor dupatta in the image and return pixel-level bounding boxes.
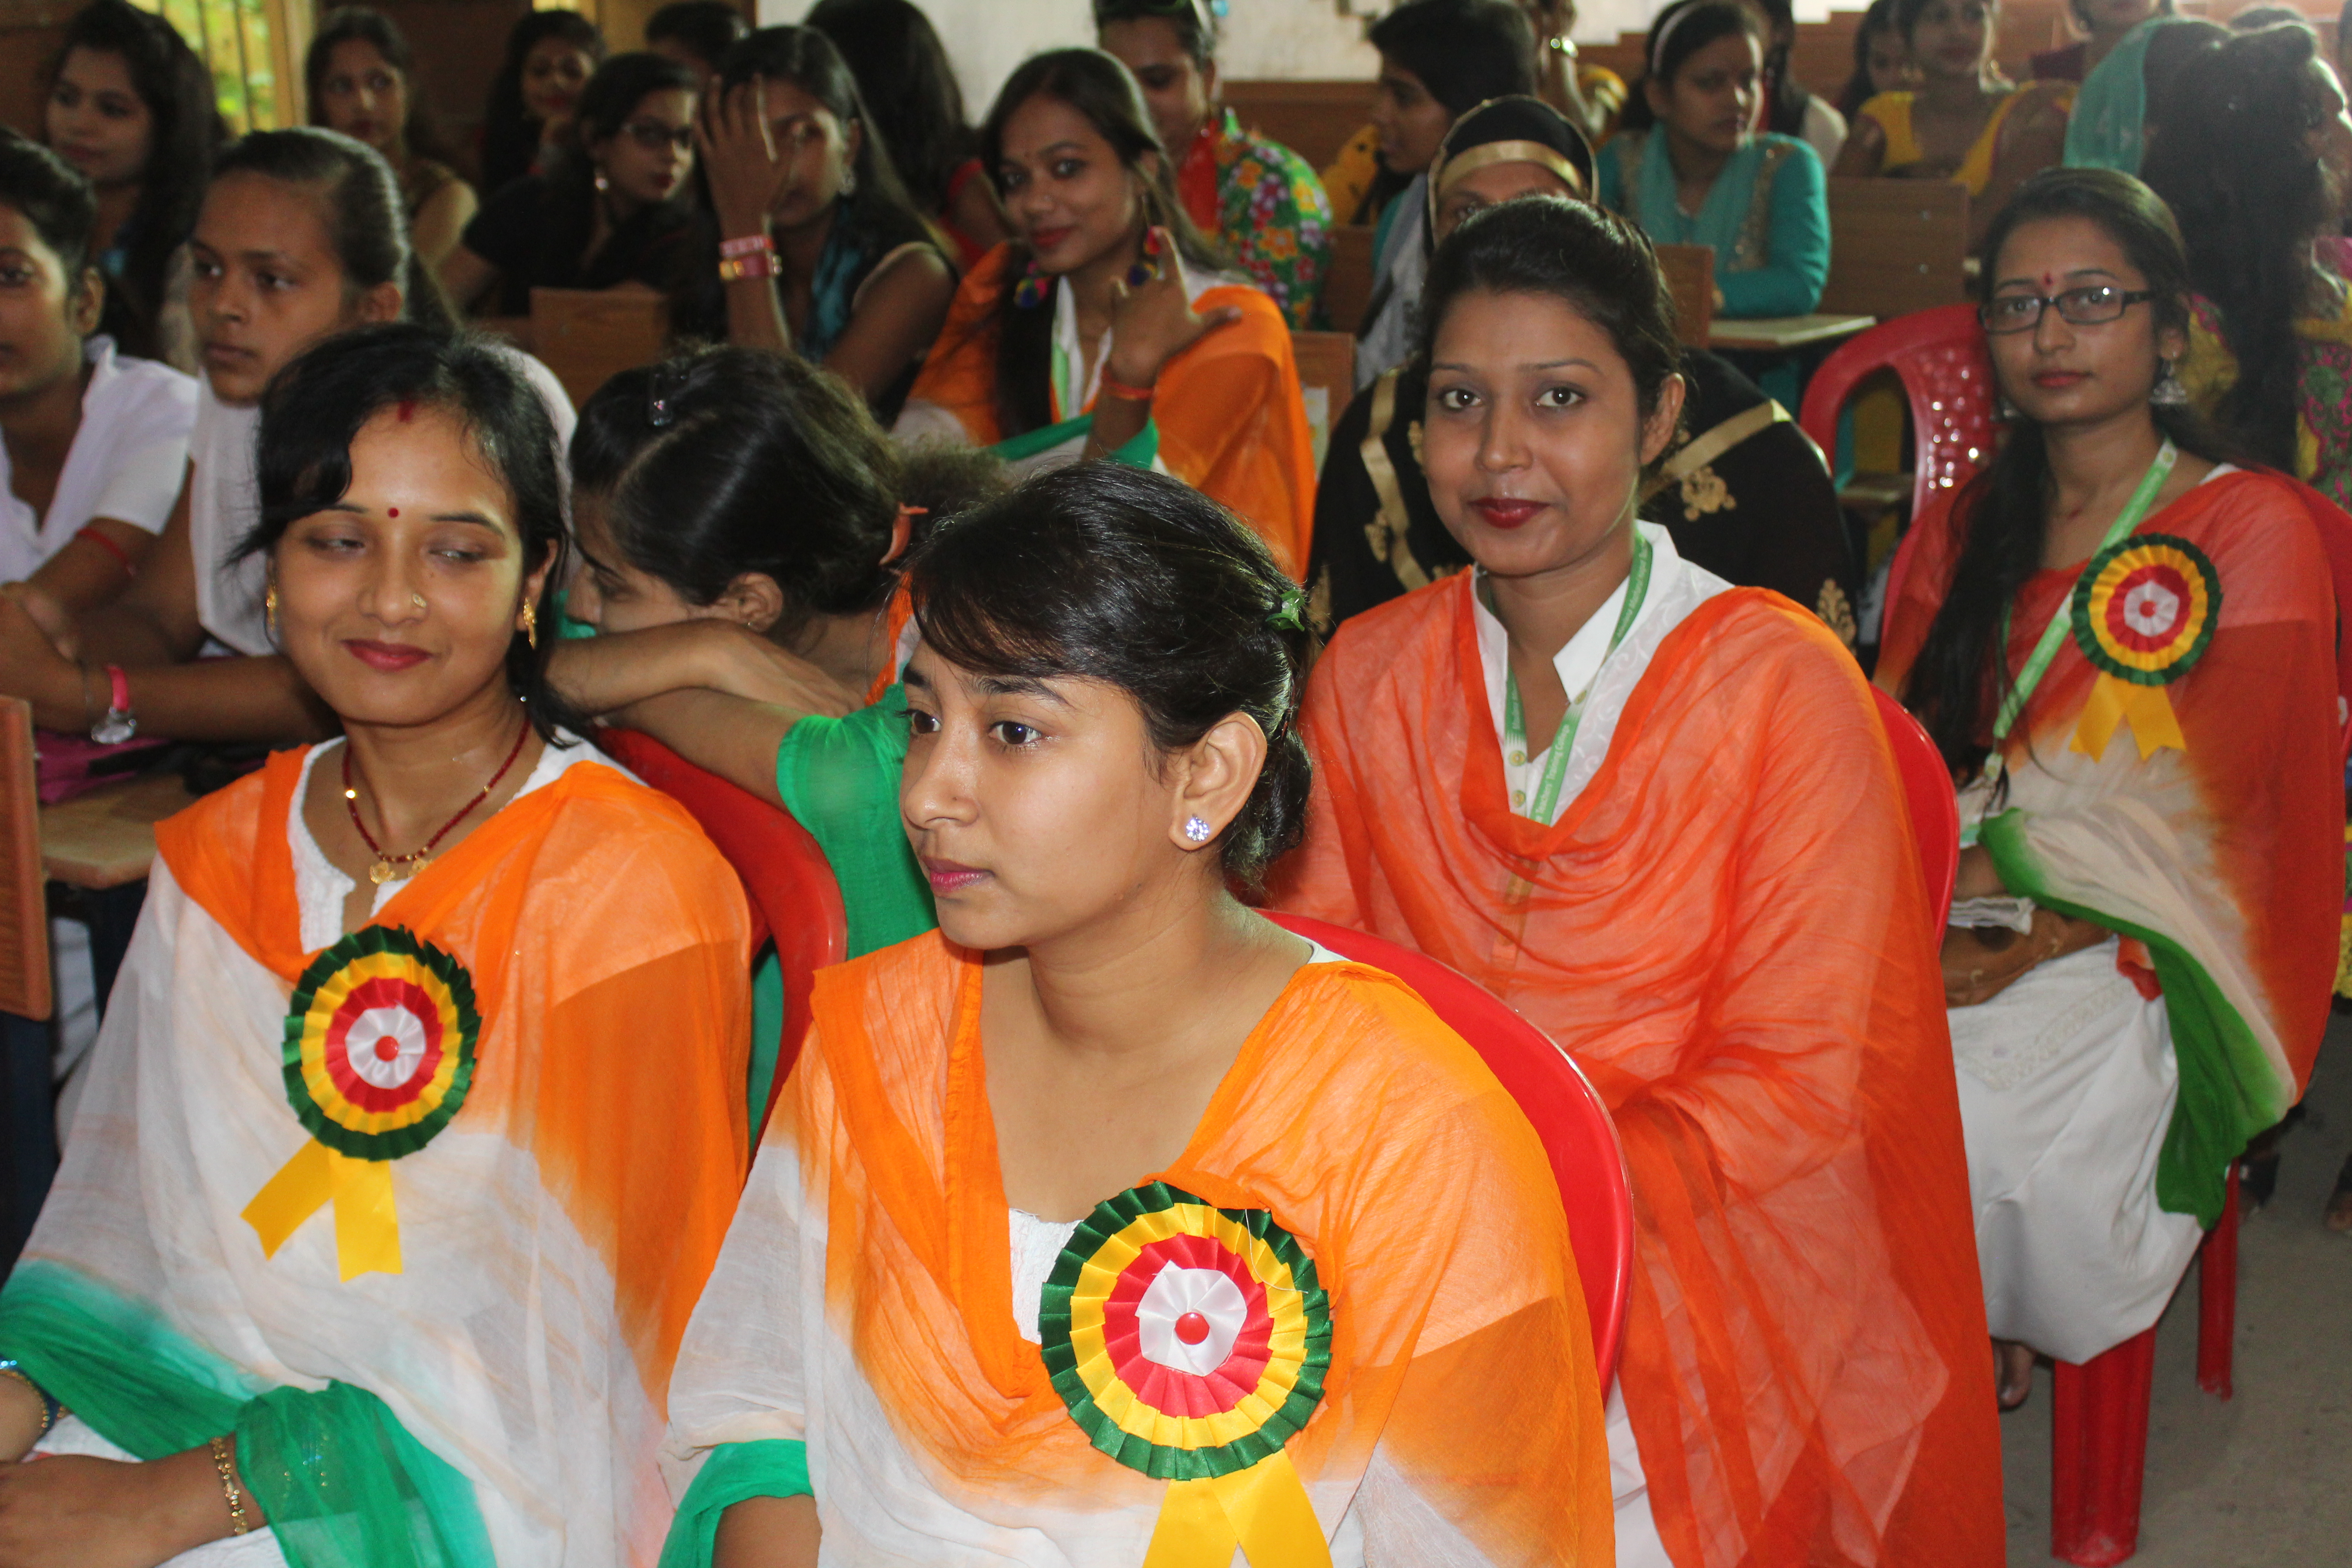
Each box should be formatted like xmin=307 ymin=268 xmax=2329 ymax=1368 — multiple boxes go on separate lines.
xmin=1877 ymin=168 xmax=2343 ymax=1410
xmin=891 ymin=49 xmax=1316 ymax=579
xmin=658 ymin=462 xmax=1611 ymax=1567
xmin=0 ymin=325 xmax=752 ymax=1566
xmin=1267 ymin=196 xmax=2003 ymax=1568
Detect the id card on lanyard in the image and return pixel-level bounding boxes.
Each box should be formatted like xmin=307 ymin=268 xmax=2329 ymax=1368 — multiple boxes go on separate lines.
xmin=1502 ymin=529 xmax=1655 ymax=824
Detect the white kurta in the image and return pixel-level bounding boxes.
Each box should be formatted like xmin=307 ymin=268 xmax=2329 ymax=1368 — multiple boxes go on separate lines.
xmin=1948 ymin=937 xmax=2204 ymax=1364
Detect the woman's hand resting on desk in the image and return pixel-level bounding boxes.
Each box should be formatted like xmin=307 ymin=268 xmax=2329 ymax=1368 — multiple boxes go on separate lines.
xmin=0 ymin=591 xmax=85 ymax=725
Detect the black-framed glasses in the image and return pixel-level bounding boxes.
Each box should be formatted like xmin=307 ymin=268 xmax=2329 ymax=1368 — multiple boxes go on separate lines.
xmin=1980 ymin=285 xmax=2155 ymax=334
xmin=621 ymin=119 xmax=694 ymax=152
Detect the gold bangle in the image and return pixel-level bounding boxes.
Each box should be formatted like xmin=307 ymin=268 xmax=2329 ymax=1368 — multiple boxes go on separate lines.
xmin=0 ymin=1365 xmax=53 ymax=1435
xmin=209 ymin=1436 xmax=252 ymax=1536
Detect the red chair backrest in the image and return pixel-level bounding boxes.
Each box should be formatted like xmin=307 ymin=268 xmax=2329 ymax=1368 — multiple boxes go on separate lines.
xmin=1263 ymin=910 xmax=1636 ymax=1382
xmin=598 ymin=730 xmax=848 ymax=1125
xmin=1870 ymin=686 xmax=1960 ymax=933
xmin=1798 ymin=303 xmax=1998 ymax=523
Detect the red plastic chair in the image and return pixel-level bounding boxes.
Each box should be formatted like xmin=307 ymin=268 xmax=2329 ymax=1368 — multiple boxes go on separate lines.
xmin=1263 ymin=911 xmax=1636 ymax=1382
xmin=598 ymin=729 xmax=847 ymax=1127
xmin=1798 ymin=303 xmax=1999 ymax=528
xmin=2049 ymin=1163 xmax=2240 ymax=1566
xmin=1869 ymin=686 xmax=1959 ymax=934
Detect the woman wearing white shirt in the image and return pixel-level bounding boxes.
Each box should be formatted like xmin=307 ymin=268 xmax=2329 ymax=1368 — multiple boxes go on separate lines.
xmin=0 ymin=132 xmax=194 ymax=612
xmin=0 ymin=128 xmax=572 ymax=745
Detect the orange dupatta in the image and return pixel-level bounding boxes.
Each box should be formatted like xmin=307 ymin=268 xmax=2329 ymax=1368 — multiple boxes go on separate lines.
xmin=157 ymin=746 xmax=754 ymax=1405
xmin=1269 ymin=576 xmax=2003 ymax=1568
xmin=902 ymin=244 xmax=1318 ymax=578
xmin=766 ymin=931 xmax=1611 ymax=1560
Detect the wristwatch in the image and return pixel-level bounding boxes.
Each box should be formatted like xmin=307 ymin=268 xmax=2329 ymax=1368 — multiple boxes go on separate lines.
xmin=91 ymin=663 xmax=137 ymax=745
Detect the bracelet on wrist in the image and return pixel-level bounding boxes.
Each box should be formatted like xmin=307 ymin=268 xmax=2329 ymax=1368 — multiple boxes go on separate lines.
xmin=718 ymin=233 xmax=774 ymax=259
xmin=209 ymin=1436 xmax=252 ymax=1536
xmin=1098 ymin=372 xmax=1156 ymax=402
xmin=0 ymin=1361 xmax=60 ymax=1437
xmin=718 ymin=251 xmax=778 ymax=283
xmin=74 ymin=525 xmax=137 ymax=578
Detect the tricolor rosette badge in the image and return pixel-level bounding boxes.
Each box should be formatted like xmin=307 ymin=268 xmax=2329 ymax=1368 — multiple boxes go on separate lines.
xmin=1039 ymin=1182 xmax=1335 ymax=1568
xmin=2067 ymin=532 xmax=2220 ymax=760
xmin=241 ymin=926 xmax=481 ymax=1281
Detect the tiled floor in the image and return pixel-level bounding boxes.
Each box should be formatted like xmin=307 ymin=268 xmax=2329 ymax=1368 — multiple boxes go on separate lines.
xmin=1998 ymin=1015 xmax=2352 ymax=1565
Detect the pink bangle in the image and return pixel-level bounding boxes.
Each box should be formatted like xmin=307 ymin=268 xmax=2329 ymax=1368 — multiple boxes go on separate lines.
xmin=719 ymin=233 xmax=774 ymax=258
xmin=1098 ymin=373 xmax=1156 ymax=402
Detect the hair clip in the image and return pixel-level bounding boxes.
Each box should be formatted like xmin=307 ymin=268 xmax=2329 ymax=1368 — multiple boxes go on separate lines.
xmin=1265 ymin=584 xmax=1308 ymax=633
xmin=646 ymin=363 xmax=688 ymax=429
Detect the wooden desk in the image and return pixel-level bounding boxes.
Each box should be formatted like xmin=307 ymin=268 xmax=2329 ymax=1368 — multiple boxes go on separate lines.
xmin=1707 ymin=313 xmax=1877 ymax=353
xmin=39 ymin=773 xmax=195 ymax=890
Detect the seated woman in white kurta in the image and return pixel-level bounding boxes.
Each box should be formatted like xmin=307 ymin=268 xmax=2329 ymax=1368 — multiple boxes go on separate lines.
xmin=657 ymin=463 xmax=1611 ymax=1567
xmin=1876 ymin=168 xmax=2342 ymax=1408
xmin=0 ymin=325 xmax=750 ymax=1566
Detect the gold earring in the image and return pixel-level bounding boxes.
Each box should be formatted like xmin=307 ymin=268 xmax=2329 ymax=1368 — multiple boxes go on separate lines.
xmin=264 ymin=584 xmax=278 ymax=639
xmin=521 ymin=600 xmax=538 ymax=650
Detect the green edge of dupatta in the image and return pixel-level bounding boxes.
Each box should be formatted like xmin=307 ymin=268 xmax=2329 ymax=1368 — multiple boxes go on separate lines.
xmin=657 ymin=1439 xmax=812 ymax=1568
xmin=1981 ymin=808 xmax=2293 ymax=1228
xmin=0 ymin=1260 xmax=495 ymax=1568
xmin=989 ymin=414 xmax=1159 ymax=470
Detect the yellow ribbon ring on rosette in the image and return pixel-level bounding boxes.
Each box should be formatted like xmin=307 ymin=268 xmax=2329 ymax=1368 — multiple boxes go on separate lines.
xmin=1039 ymin=1181 xmax=1334 ymax=1568
xmin=2068 ymin=531 xmax=2220 ymax=761
xmin=240 ymin=926 xmax=481 ymax=1281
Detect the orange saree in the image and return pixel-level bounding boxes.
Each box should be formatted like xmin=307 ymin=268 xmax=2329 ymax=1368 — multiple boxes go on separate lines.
xmin=899 ymin=243 xmax=1317 ymax=577
xmin=1269 ymin=574 xmax=2003 ymax=1568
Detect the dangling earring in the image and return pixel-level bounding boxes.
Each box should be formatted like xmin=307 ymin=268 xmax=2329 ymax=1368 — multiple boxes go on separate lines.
xmin=521 ymin=601 xmax=539 ymax=650
xmin=839 ymin=164 xmax=857 ymax=199
xmin=2151 ymin=358 xmax=2190 ymax=407
xmin=1995 ymin=392 xmax=2022 ymax=421
xmin=1014 ymin=256 xmax=1049 ymax=309
xmin=264 ymin=583 xmax=278 ymax=641
xmin=593 ymin=167 xmax=610 ymax=194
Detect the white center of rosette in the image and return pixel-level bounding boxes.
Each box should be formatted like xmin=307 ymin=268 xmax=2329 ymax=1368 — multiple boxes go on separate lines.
xmin=346 ymin=1005 xmax=430 ymax=1089
xmin=1136 ymin=1263 xmax=1249 ymax=1375
xmin=2122 ymin=578 xmax=2180 ymax=638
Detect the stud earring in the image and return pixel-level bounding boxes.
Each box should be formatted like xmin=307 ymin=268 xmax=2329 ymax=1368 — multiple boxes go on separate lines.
xmin=593 ymin=169 xmax=610 ymax=193
xmin=1995 ymin=392 xmax=2022 ymax=421
xmin=1183 ymin=816 xmax=1212 ymax=843
xmin=2151 ymin=358 xmax=2190 ymax=407
xmin=264 ymin=583 xmax=278 ymax=640
xmin=521 ymin=601 xmax=539 ymax=650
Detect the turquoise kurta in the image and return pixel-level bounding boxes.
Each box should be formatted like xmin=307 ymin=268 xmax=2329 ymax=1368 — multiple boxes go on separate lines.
xmin=1598 ymin=129 xmax=1830 ymax=318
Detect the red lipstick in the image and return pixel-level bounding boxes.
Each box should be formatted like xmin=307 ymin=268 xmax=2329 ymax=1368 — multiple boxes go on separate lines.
xmin=344 ymin=640 xmax=431 ymax=671
xmin=2031 ymin=371 xmax=2086 ymax=389
xmin=1471 ymin=497 xmax=1544 ymax=529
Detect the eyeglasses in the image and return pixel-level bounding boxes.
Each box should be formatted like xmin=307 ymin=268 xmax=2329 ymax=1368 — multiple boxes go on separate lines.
xmin=621 ymin=119 xmax=694 ymax=152
xmin=1980 ymin=285 xmax=2155 ymax=334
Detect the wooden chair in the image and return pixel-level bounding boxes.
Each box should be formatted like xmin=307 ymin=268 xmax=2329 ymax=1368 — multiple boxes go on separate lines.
xmin=1654 ymin=244 xmax=1715 ymax=348
xmin=1290 ymin=330 xmax=1357 ymax=469
xmin=528 ymin=287 xmax=668 ymax=408
xmin=0 ymin=697 xmax=47 ymax=1023
xmin=1323 ymin=225 xmax=1378 ymax=336
xmin=1819 ymin=179 xmax=1970 ymax=322
xmin=1218 ymin=80 xmax=1377 ymax=172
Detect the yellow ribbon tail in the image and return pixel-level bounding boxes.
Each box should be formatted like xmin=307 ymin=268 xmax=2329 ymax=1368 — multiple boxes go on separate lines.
xmin=241 ymin=1140 xmax=404 ymax=1281
xmin=1142 ymin=1450 xmax=1333 ymax=1568
xmin=2072 ymin=674 xmax=2187 ymax=761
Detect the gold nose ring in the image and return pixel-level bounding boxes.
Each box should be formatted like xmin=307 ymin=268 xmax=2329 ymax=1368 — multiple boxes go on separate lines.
xmin=410 ymin=592 xmax=427 ymax=609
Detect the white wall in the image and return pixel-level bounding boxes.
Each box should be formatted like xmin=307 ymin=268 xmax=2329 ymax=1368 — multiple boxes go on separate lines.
xmin=755 ymin=0 xmax=1848 ymax=108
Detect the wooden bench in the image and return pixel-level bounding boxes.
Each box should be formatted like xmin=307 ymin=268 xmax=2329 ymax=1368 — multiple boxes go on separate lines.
xmin=1221 ymin=80 xmax=1377 ymax=172
xmin=1819 ymin=178 xmax=1970 ymax=320
xmin=1291 ymin=330 xmax=1358 ymax=468
xmin=1655 ymin=244 xmax=1716 ymax=348
xmin=1323 ymin=224 xmax=1379 ymax=336
xmin=528 ymin=287 xmax=668 ymax=408
xmin=0 ymin=698 xmax=45 ymax=1021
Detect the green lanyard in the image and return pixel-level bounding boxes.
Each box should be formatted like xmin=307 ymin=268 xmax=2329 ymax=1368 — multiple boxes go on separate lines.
xmin=1990 ymin=440 xmax=2177 ymax=746
xmin=1502 ymin=529 xmax=1655 ymax=824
